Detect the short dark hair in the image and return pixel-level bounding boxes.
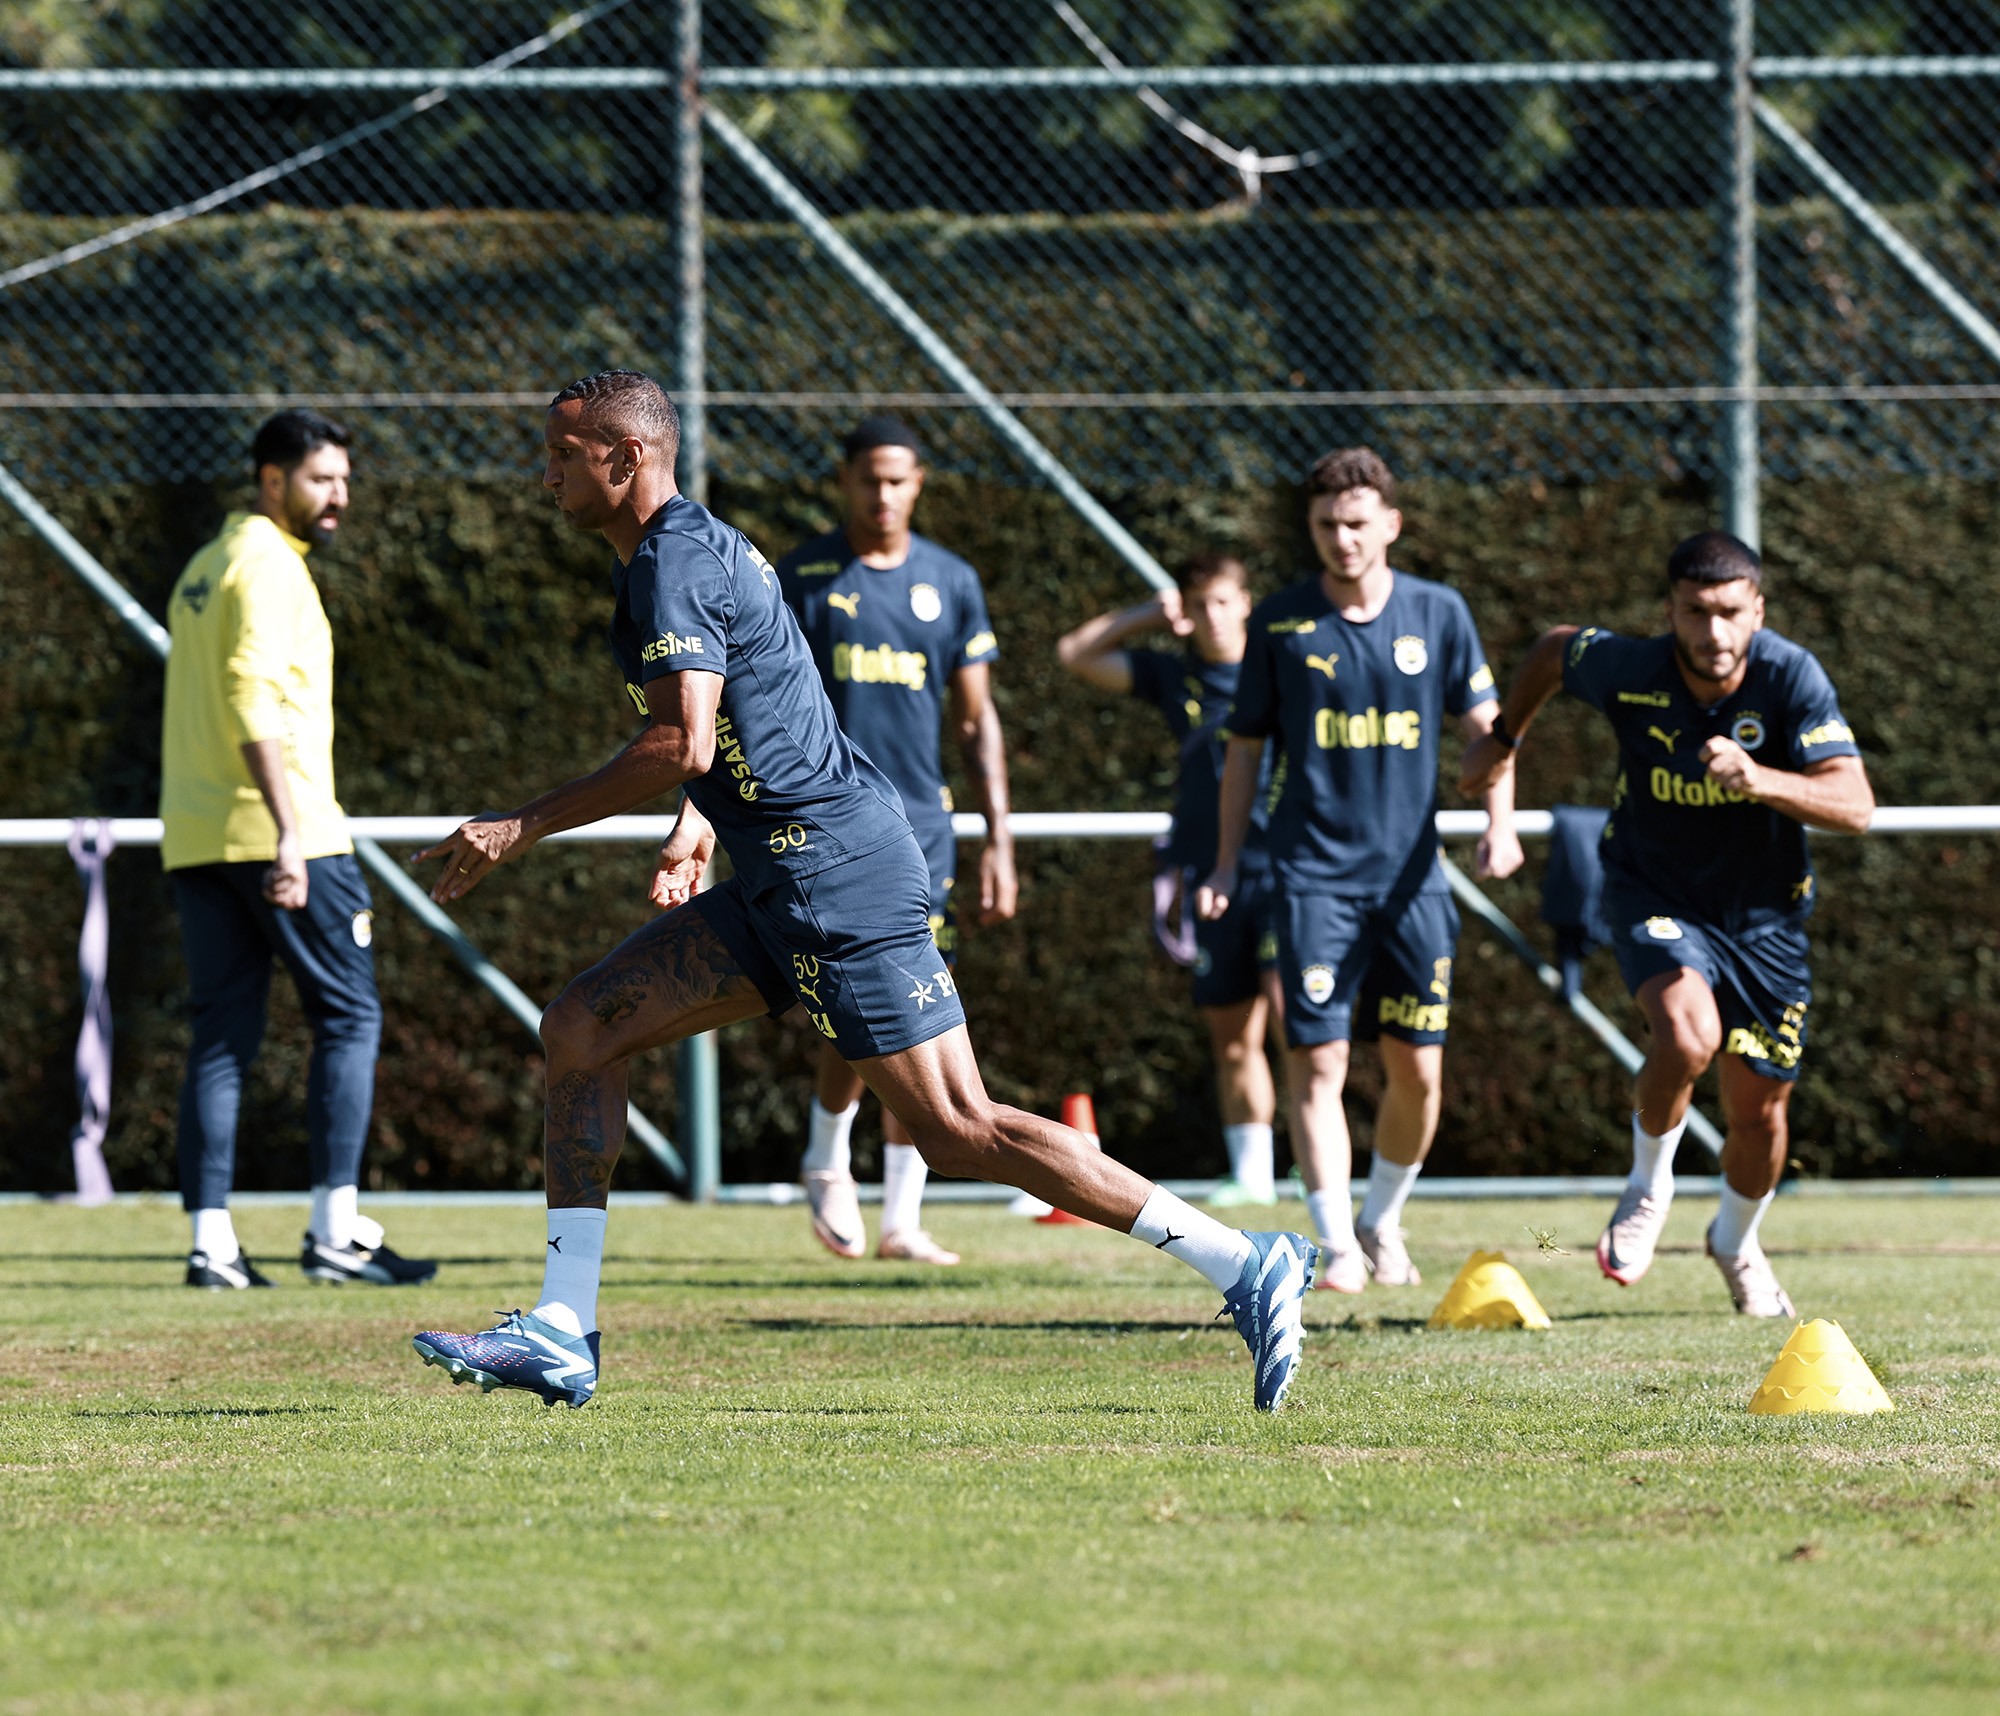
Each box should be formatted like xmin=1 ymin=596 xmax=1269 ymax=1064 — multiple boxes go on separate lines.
xmin=1666 ymin=531 xmax=1761 ymax=591
xmin=249 ymin=409 xmax=350 ymax=477
xmin=842 ymin=414 xmax=923 ymax=464
xmin=1304 ymin=446 xmax=1397 ymax=506
xmin=548 ymin=369 xmax=681 ymax=462
xmin=1177 ymin=550 xmax=1248 ymax=595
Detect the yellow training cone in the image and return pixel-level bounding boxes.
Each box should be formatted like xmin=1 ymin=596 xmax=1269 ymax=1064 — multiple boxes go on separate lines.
xmin=1748 ymin=1319 xmax=1894 ymax=1415
xmin=1426 ymin=1250 xmax=1552 ymax=1331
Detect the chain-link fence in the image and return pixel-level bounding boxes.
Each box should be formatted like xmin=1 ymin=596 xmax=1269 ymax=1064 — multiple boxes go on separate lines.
xmin=2 ymin=1 xmax=1997 ymax=520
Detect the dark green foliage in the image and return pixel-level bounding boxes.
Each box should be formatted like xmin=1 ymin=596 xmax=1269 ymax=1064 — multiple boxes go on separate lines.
xmin=2 ymin=469 xmax=1994 ymax=1194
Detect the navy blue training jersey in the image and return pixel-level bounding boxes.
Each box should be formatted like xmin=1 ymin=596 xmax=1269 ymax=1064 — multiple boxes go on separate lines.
xmin=609 ymin=497 xmax=912 ymax=895
xmin=1227 ymin=571 xmax=1496 ymax=896
xmin=1126 ymin=647 xmax=1272 ymax=877
xmin=1563 ymin=625 xmax=1861 ymax=933
xmin=776 ymin=529 xmax=999 ymax=849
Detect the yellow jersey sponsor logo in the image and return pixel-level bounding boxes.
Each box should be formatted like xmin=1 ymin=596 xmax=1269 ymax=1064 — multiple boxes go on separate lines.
xmin=1268 ymin=617 xmax=1317 ymax=634
xmin=827 ymin=590 xmax=860 ymax=617
xmin=1469 ymin=663 xmax=1495 ymax=693
xmin=1792 ymin=874 xmax=1814 ymax=902
xmin=1429 ymin=956 xmax=1452 ymax=1000
xmin=1647 ymin=724 xmax=1681 ymax=754
xmin=833 ymin=640 xmax=928 ymax=691
xmin=964 ymin=630 xmax=997 ymax=658
xmin=640 ymin=631 xmax=704 ymax=663
xmin=1315 ymin=706 xmax=1422 ymax=751
xmin=1650 ymin=766 xmax=1748 ymax=807
xmin=1616 ymin=690 xmax=1672 ymax=707
xmin=1568 ymin=627 xmax=1610 ymax=666
xmin=714 ymin=711 xmax=763 ymax=802
xmin=1304 ymin=652 xmax=1339 ymax=680
xmin=794 ymin=559 xmax=843 ymax=578
xmin=1799 ymin=719 xmax=1854 ymax=749
xmin=1379 ymin=993 xmax=1450 ymax=1033
xmin=625 ymin=681 xmax=649 ymax=717
xmin=1726 ymin=1017 xmax=1804 ymax=1070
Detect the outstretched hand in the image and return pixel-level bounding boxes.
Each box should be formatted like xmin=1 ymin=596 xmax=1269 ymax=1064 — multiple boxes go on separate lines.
xmin=414 ymin=814 xmax=528 ymax=904
xmin=648 ymin=814 xmax=715 ymax=911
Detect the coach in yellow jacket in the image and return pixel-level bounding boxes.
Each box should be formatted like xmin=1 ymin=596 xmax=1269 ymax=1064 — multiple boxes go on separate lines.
xmin=161 ymin=410 xmax=432 ymax=1290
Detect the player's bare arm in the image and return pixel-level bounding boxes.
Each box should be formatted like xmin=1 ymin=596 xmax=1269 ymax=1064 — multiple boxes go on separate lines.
xmin=239 ymin=736 xmax=309 ymax=909
xmin=1459 ymin=625 xmax=1579 ymax=795
xmin=1459 ymin=701 xmax=1525 ymax=879
xmin=417 ymin=670 xmax=721 ymax=903
xmin=950 ymin=661 xmax=1018 ymax=923
xmin=1196 ymin=735 xmax=1266 ymax=920
xmin=1699 ymin=744 xmax=1873 ymax=833
xmin=1055 ymin=590 xmax=1188 ymax=694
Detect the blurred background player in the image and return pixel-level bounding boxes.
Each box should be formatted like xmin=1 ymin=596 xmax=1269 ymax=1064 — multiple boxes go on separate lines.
xmin=1058 ymin=552 xmax=1281 ymax=1204
xmin=776 ymin=416 xmax=1017 ymax=1266
xmin=159 ymin=410 xmax=434 ymax=1290
xmin=1462 ymin=531 xmax=1873 ymax=1316
xmin=1199 ymin=448 xmax=1522 ymax=1293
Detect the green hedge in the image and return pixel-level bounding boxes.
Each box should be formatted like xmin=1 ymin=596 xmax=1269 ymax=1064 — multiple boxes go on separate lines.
xmin=2 ymin=469 xmax=1995 ymax=1195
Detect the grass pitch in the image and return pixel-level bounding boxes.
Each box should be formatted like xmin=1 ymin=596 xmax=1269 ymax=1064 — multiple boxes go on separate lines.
xmin=2 ymin=1194 xmax=1997 ymax=1715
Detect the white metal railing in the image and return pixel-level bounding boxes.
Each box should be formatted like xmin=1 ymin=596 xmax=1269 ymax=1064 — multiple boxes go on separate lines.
xmin=0 ymin=807 xmax=1993 ymax=848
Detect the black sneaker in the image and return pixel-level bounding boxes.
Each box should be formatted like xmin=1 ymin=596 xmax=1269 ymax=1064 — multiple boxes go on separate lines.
xmin=300 ymin=1231 xmax=438 ymax=1286
xmin=186 ymin=1250 xmax=275 ymax=1289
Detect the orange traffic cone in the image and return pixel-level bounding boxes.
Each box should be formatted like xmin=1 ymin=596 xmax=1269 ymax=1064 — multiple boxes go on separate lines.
xmin=1036 ymin=1093 xmax=1100 ymax=1224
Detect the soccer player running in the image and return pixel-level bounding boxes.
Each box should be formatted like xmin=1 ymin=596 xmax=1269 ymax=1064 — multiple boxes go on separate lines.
xmin=1198 ymin=449 xmax=1522 ymax=1294
xmin=1058 ymin=552 xmax=1282 ymax=1204
xmin=1461 ymin=531 xmax=1873 ymax=1316
xmin=408 ymin=372 xmax=1318 ymax=1411
xmin=776 ymin=415 xmax=1016 ymax=1266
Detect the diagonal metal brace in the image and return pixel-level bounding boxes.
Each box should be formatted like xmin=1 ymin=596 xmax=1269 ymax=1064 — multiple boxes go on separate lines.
xmin=0 ymin=455 xmax=687 ymax=1189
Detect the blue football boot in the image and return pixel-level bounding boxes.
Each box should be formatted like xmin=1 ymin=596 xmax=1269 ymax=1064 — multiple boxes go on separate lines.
xmin=1221 ymin=1231 xmax=1318 ymax=1412
xmin=412 ymin=1310 xmax=600 ymax=1408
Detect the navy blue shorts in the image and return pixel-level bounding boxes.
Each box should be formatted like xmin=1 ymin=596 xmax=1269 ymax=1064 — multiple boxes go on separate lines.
xmin=1191 ymin=868 xmax=1279 ymax=1010
xmin=905 ymin=814 xmax=959 ymax=966
xmin=694 ymin=833 xmax=966 ymax=1060
xmin=1604 ymin=886 xmax=1813 ymax=1083
xmin=1276 ymin=886 xmax=1461 ymax=1049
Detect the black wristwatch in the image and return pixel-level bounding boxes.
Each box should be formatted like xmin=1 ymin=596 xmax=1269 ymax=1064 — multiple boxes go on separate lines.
xmin=1491 ymin=711 xmax=1524 ymax=751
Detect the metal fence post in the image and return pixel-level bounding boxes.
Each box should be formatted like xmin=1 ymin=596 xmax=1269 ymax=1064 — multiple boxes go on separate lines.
xmin=1726 ymin=0 xmax=1760 ymax=549
xmin=675 ymin=0 xmax=721 ymax=1203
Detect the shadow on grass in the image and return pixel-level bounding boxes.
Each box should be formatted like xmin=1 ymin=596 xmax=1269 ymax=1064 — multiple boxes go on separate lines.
xmin=732 ymin=1316 xmax=1215 ymax=1335
xmin=620 ymin=1274 xmax=984 ymax=1292
xmin=72 ymin=1404 xmax=340 ymax=1420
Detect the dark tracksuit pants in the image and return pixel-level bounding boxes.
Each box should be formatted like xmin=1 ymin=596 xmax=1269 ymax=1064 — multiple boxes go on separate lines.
xmin=170 ymin=852 xmax=382 ymax=1211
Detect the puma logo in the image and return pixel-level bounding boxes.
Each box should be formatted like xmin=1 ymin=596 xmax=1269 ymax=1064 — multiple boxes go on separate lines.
xmin=1304 ymin=653 xmax=1339 ymax=680
xmin=1648 ymin=725 xmax=1681 ymax=754
xmin=827 ymin=591 xmax=860 ymax=618
xmin=1154 ymin=1230 xmax=1185 ymax=1250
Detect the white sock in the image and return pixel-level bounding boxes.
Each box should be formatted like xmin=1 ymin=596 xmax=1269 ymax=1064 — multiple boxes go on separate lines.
xmin=1358 ymin=1154 xmax=1422 ymax=1233
xmin=191 ymin=1207 xmax=238 ymax=1264
xmin=1222 ymin=1123 xmax=1275 ymax=1200
xmin=803 ymin=1098 xmax=858 ymax=1176
xmin=1129 ymin=1187 xmax=1255 ymax=1291
xmin=311 ymin=1184 xmax=358 ymax=1249
xmin=1306 ymin=1188 xmax=1358 ymax=1254
xmin=353 ymin=1211 xmax=385 ymax=1250
xmin=1709 ymin=1183 xmax=1775 ymax=1257
xmin=533 ymin=1207 xmax=607 ymax=1336
xmin=881 ymin=1143 xmax=928 ymax=1236
xmin=1629 ymin=1113 xmax=1688 ymax=1199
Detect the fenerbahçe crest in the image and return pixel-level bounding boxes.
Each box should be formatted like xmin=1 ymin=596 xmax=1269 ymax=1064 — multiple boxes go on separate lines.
xmin=1301 ymin=964 xmax=1335 ymax=1005
xmin=909 ymin=582 xmax=943 ymax=623
xmin=1392 ymin=634 xmax=1428 ymax=675
xmin=1732 ymin=713 xmax=1766 ymax=749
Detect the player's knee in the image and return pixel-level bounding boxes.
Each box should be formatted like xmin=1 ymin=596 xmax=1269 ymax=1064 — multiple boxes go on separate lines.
xmin=538 ymin=990 xmax=603 ymax=1070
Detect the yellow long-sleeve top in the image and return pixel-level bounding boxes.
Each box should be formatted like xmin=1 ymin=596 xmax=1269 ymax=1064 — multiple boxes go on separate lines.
xmin=159 ymin=511 xmax=352 ymax=871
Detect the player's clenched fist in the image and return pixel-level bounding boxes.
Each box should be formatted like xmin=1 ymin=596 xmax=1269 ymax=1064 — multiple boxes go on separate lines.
xmin=1700 ymin=734 xmax=1764 ymax=799
xmin=1195 ymin=863 xmax=1235 ymax=922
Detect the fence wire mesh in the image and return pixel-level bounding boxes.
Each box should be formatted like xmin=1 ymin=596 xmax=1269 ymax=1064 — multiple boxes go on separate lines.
xmin=0 ymin=1 xmax=1996 ymax=494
